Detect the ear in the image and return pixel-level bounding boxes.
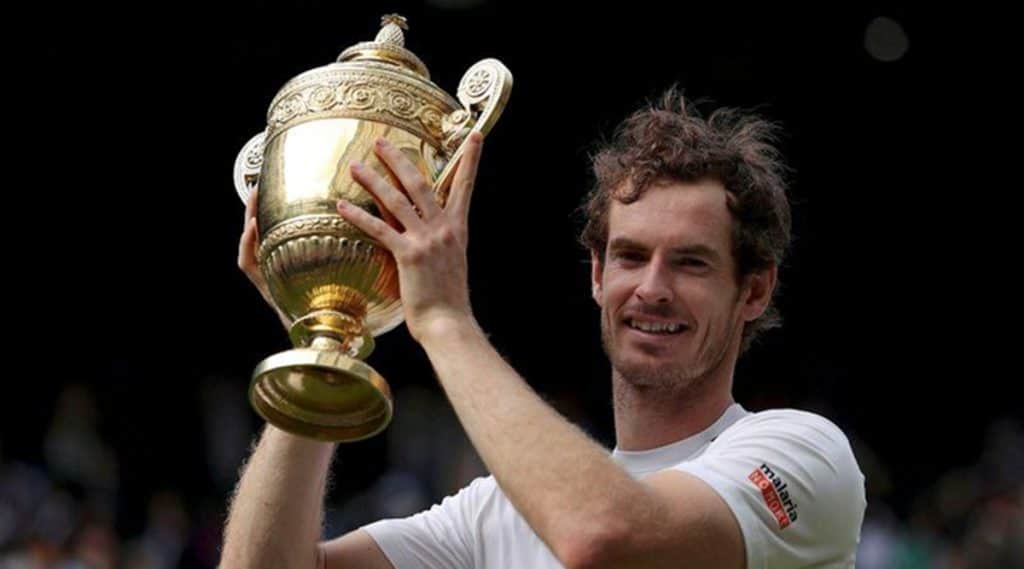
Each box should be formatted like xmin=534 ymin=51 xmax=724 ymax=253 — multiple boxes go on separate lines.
xmin=590 ymin=250 xmax=604 ymax=307
xmin=740 ymin=264 xmax=778 ymax=322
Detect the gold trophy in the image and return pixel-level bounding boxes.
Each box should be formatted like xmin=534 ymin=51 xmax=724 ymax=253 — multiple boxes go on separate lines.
xmin=232 ymin=14 xmax=511 ymax=442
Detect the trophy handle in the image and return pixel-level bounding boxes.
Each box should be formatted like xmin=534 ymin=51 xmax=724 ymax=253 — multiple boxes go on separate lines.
xmin=233 ymin=131 xmax=267 ymax=204
xmin=435 ymin=58 xmax=513 ymax=205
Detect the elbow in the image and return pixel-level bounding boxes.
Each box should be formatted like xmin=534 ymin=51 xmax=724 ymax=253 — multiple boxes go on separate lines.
xmin=553 ymin=518 xmax=632 ymax=569
xmin=556 ymin=540 xmax=609 ymax=569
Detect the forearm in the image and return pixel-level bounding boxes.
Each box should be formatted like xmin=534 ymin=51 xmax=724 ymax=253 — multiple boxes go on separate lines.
xmin=222 ymin=425 xmax=336 ymax=569
xmin=420 ymin=318 xmax=652 ymax=564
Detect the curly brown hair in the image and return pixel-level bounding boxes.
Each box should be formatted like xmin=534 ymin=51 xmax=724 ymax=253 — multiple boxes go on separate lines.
xmin=579 ymin=88 xmax=793 ymax=353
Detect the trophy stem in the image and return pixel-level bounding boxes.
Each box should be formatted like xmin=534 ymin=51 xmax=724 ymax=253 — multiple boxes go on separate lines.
xmin=289 ymin=309 xmax=375 ymax=360
xmin=309 ymin=336 xmax=344 ymax=351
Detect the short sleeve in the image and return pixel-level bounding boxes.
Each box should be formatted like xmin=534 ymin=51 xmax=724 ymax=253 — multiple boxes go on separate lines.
xmin=362 ymin=476 xmax=492 ymax=569
xmin=673 ymin=410 xmax=866 ymax=569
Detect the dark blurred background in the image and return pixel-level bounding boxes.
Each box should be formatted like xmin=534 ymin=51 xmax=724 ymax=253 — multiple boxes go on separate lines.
xmin=5 ymin=2 xmax=1019 ymax=568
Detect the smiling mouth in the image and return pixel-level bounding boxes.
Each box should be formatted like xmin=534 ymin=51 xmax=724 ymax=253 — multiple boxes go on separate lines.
xmin=625 ymin=318 xmax=688 ymax=335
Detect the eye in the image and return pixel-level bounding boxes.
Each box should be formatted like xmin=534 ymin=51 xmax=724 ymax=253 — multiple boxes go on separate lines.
xmin=677 ymin=258 xmax=708 ymax=268
xmin=610 ymin=250 xmax=646 ymax=266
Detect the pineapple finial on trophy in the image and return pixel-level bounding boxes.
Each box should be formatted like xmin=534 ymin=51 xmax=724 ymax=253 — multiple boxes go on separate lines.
xmin=376 ymin=14 xmax=409 ymax=46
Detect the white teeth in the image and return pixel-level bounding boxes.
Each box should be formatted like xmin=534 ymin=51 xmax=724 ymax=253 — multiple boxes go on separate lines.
xmin=628 ymin=319 xmax=685 ymax=334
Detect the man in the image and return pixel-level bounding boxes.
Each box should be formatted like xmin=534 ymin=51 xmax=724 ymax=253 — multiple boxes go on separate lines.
xmin=223 ymin=90 xmax=866 ymax=569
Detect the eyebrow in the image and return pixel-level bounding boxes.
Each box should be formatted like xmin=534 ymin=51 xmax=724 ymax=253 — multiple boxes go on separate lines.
xmin=607 ymin=237 xmax=723 ymax=263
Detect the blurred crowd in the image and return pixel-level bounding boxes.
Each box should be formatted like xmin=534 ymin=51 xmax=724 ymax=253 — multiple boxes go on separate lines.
xmin=1 ymin=381 xmax=1020 ymax=569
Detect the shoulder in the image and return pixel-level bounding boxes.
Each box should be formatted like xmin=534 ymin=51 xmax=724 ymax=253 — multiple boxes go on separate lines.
xmin=730 ymin=407 xmax=849 ymax=436
xmin=435 ymin=474 xmax=501 ymax=512
xmin=717 ymin=408 xmax=857 ymax=462
xmin=673 ymin=407 xmax=866 ymax=566
xmin=360 ymin=475 xmax=502 ymax=568
xmin=711 ymin=408 xmax=863 ymax=499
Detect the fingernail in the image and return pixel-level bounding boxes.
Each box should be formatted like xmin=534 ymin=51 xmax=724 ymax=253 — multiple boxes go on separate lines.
xmin=351 ymin=161 xmax=363 ymax=171
xmin=376 ymin=138 xmax=389 ymax=148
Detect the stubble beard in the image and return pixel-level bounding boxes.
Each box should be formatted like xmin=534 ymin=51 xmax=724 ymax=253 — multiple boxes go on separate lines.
xmin=600 ymin=307 xmax=740 ymax=403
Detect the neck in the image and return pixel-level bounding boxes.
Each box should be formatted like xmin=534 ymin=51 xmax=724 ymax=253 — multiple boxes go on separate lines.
xmin=612 ymin=344 xmax=739 ymax=451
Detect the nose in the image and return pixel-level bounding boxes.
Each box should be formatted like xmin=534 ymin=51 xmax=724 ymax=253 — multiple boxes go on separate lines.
xmin=635 ymin=262 xmax=674 ymax=304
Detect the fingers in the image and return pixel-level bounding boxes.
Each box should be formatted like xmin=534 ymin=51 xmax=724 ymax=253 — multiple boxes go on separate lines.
xmin=244 ymin=185 xmax=258 ymax=224
xmin=336 ymin=199 xmax=403 ymax=253
xmin=239 ymin=186 xmax=262 ymax=279
xmin=238 ymin=215 xmax=259 ymax=275
xmin=350 ymin=161 xmax=425 ymax=231
xmin=447 ymin=131 xmax=484 ymax=223
xmin=372 ymin=138 xmax=442 ymax=220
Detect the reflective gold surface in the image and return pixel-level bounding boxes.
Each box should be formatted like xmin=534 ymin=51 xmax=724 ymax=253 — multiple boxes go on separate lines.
xmin=257 ymin=120 xmax=440 ymax=337
xmin=234 ymin=14 xmax=511 ymax=442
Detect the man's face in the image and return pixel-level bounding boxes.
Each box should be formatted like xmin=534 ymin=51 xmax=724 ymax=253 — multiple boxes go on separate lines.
xmin=592 ymin=179 xmax=772 ymax=392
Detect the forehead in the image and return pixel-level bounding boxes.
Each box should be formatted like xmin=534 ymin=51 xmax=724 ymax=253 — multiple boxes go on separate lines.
xmin=607 ymin=179 xmax=733 ymax=248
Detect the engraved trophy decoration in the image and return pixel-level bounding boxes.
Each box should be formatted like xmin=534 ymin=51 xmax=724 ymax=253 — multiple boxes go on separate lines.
xmin=232 ymin=14 xmax=512 ymax=441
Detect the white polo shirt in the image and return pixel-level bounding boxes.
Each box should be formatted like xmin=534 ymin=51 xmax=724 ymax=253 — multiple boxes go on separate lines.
xmin=362 ymin=404 xmax=866 ymax=568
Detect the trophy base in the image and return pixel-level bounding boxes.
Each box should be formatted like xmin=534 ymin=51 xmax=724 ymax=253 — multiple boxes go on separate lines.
xmin=249 ymin=348 xmax=393 ymax=442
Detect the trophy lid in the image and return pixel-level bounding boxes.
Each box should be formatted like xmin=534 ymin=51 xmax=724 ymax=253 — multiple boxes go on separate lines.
xmin=337 ymin=14 xmax=431 ymax=80
xmin=265 ymin=13 xmax=460 ymax=146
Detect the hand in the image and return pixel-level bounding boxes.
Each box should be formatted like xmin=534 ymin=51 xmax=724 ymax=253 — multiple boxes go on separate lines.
xmin=238 ymin=186 xmax=293 ymax=331
xmin=338 ymin=132 xmax=484 ymax=342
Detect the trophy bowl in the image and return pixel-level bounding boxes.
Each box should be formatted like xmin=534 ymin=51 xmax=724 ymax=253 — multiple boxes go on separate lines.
xmin=233 ymin=14 xmax=511 ymax=441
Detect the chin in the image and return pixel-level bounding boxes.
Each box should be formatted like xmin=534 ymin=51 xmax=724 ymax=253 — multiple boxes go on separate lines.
xmin=614 ymin=357 xmax=694 ymax=388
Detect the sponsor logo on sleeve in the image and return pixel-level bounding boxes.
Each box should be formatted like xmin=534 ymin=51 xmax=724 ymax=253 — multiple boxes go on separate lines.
xmin=747 ymin=463 xmax=799 ymax=529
